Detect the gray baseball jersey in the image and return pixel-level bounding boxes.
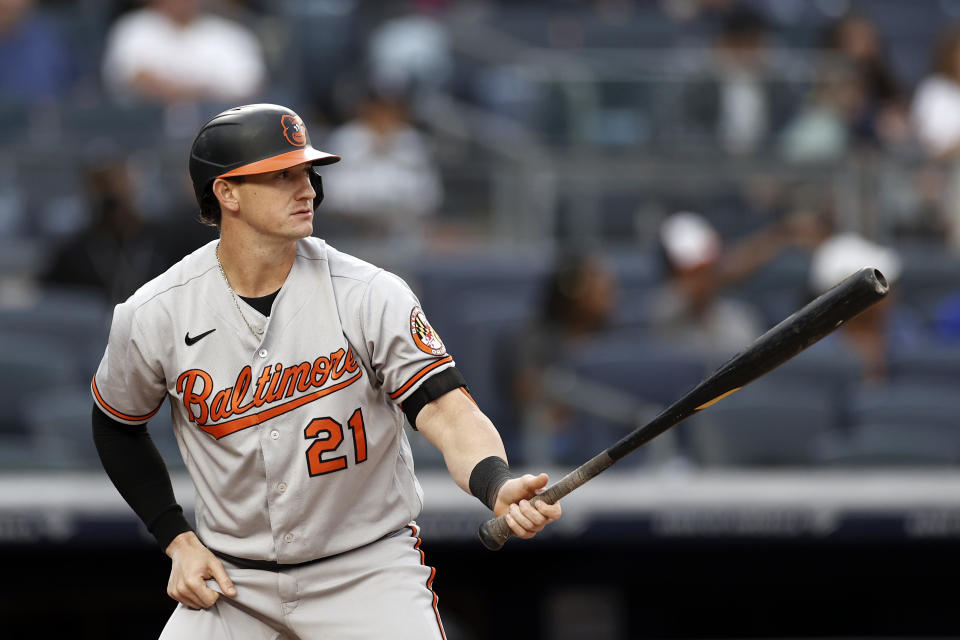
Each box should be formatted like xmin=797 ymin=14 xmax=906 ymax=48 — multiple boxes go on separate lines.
xmin=92 ymin=237 xmax=454 ymax=563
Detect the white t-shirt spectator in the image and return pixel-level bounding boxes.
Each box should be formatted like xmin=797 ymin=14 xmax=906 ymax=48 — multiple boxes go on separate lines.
xmin=102 ymin=8 xmax=265 ymax=102
xmin=322 ymin=122 xmax=442 ymax=222
xmin=911 ymin=74 xmax=960 ymax=158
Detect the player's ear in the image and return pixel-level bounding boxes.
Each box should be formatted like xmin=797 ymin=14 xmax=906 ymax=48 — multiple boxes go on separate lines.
xmin=212 ymin=177 xmax=241 ymax=213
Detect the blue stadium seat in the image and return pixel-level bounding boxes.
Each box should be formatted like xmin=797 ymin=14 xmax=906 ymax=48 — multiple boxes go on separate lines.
xmin=24 ymin=387 xmax=184 ymax=470
xmin=58 ymin=102 xmax=166 ymax=150
xmin=846 ymin=381 xmax=958 ymax=430
xmin=0 ymin=434 xmax=45 ymax=470
xmin=889 ymin=343 xmax=960 ymax=385
xmin=412 ymin=251 xmax=550 ymax=345
xmin=687 ymin=381 xmax=838 ymax=467
xmin=896 ymin=245 xmax=960 ymax=330
xmin=607 ymin=248 xmax=663 ymax=327
xmin=18 ymin=160 xmax=86 ymax=238
xmin=933 ymin=292 xmax=960 ymax=342
xmin=759 ymin=339 xmax=863 ymax=405
xmin=725 ymin=248 xmax=812 ymax=327
xmin=814 ymin=422 xmax=960 ymax=467
xmin=0 ymin=335 xmax=77 ymax=435
xmin=607 ymin=248 xmax=662 ymax=288
xmin=447 ymin=293 xmax=537 ymax=458
xmin=23 ymin=386 xmax=100 ymax=468
xmin=0 ymin=237 xmax=46 ymax=276
xmin=564 ymin=331 xmax=709 ymax=407
xmin=0 ymin=102 xmax=31 ymax=148
xmin=0 ymin=286 xmax=112 ymax=383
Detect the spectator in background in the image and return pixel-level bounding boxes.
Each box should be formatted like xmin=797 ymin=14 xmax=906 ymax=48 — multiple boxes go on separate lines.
xmin=778 ymin=62 xmax=859 ymax=163
xmin=42 ymin=158 xmax=213 ymax=302
xmin=649 ymin=211 xmax=764 ymax=356
xmin=0 ymin=0 xmax=73 ymax=103
xmin=911 ymin=27 xmax=960 ymax=250
xmin=911 ymin=27 xmax=960 ymax=162
xmin=824 ymin=12 xmax=909 ymax=149
xmin=777 ymin=12 xmax=913 ymax=164
xmin=320 ymin=90 xmax=442 ymax=262
xmin=506 ymin=253 xmax=619 ymax=464
xmin=101 ymin=0 xmax=265 ymax=104
xmin=685 ymin=5 xmax=776 ymax=155
xmin=649 ymin=210 xmax=826 ymax=360
xmin=367 ymin=5 xmax=453 ymax=113
xmin=808 ymin=232 xmax=913 ymax=383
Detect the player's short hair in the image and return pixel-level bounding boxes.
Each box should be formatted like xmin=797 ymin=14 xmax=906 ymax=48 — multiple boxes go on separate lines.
xmin=198 ymin=185 xmax=221 ymax=227
xmin=198 ymin=177 xmax=244 ymax=228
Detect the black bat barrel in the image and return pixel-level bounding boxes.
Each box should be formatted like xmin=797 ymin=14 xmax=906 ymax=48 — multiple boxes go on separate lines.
xmin=479 ymin=267 xmax=889 ymax=550
xmin=607 ymin=266 xmax=888 ymax=462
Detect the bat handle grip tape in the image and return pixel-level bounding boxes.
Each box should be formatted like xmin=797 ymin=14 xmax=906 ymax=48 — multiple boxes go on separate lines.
xmin=477 ymin=452 xmax=613 ymax=551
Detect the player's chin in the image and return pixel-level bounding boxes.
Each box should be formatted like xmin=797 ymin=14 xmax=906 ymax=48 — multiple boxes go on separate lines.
xmin=287 ymin=215 xmax=314 ymax=237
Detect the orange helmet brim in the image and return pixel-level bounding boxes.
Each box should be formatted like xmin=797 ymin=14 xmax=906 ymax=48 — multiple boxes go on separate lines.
xmin=218 ymin=147 xmax=340 ymax=179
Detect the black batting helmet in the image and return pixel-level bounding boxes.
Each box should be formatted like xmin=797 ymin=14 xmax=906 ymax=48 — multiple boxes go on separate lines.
xmin=188 ymin=103 xmax=340 ymax=216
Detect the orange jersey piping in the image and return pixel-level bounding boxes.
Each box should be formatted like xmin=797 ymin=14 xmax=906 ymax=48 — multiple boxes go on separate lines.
xmin=389 ymin=356 xmax=454 ymax=401
xmin=91 ymin=377 xmax=164 ymax=423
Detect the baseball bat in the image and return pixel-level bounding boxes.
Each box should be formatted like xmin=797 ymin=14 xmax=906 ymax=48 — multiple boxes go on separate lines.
xmin=479 ymin=266 xmax=889 ymax=550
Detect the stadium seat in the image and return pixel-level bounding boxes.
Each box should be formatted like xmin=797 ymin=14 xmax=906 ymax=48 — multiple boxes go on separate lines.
xmin=932 ymin=292 xmax=960 ymax=342
xmin=814 ymin=422 xmax=960 ymax=467
xmin=759 ymin=339 xmax=863 ymax=404
xmin=58 ymin=102 xmax=167 ymax=150
xmin=0 ymin=236 xmax=46 ymax=276
xmin=0 ymin=102 xmax=31 ymax=148
xmin=22 ymin=386 xmax=101 ymax=468
xmin=889 ymin=343 xmax=960 ymax=385
xmin=446 ymin=293 xmax=538 ymax=459
xmin=0 ymin=286 xmax=112 ymax=383
xmin=687 ymin=381 xmax=838 ymax=467
xmin=0 ymin=335 xmax=77 ymax=435
xmin=0 ymin=434 xmax=45 ymax=470
xmin=606 ymin=248 xmax=663 ymax=327
xmin=412 ymin=250 xmax=550 ymax=346
xmin=24 ymin=387 xmax=185 ymax=471
xmin=846 ymin=381 xmax=958 ymax=430
xmin=725 ymin=248 xmax=812 ymax=327
xmin=564 ymin=331 xmax=709 ymax=407
xmin=896 ymin=245 xmax=960 ymax=330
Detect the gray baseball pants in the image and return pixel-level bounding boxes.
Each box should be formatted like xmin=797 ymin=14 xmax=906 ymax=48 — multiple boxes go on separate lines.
xmin=159 ymin=524 xmax=446 ymax=639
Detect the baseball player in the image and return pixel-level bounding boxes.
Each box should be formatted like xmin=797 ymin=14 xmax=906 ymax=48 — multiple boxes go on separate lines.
xmin=91 ymin=103 xmax=561 ymax=639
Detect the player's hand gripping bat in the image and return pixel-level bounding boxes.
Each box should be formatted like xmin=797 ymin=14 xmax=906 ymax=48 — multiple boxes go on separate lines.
xmin=479 ymin=267 xmax=889 ymax=550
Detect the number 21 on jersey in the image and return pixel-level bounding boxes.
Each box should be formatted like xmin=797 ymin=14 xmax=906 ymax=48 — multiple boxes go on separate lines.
xmin=303 ymin=408 xmax=367 ymax=476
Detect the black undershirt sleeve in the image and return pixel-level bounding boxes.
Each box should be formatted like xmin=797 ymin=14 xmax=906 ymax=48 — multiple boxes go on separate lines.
xmin=91 ymin=405 xmax=191 ymax=551
xmin=402 ymin=366 xmax=469 ymax=428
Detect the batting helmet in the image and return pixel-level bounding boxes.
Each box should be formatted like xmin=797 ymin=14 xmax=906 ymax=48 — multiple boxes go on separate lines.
xmin=188 ymin=103 xmax=340 ymax=213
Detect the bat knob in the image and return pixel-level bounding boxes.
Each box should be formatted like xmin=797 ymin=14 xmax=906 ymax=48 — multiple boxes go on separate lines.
xmin=478 ymin=518 xmax=509 ymax=551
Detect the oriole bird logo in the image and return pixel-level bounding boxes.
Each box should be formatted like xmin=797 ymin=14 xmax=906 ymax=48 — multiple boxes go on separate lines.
xmin=281 ymin=114 xmax=307 ymax=147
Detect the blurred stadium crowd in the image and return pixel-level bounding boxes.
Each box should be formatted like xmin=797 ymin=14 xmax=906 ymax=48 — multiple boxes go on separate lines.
xmin=3 ymin=0 xmax=960 ymax=473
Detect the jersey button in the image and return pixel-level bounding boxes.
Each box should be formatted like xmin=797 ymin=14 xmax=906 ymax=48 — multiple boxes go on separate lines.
xmin=284 ymin=533 xmax=294 ymax=543
xmin=258 ymin=349 xmax=268 ymax=358
xmin=270 ymin=429 xmax=280 ymax=440
xmin=277 ymin=482 xmax=287 ymax=493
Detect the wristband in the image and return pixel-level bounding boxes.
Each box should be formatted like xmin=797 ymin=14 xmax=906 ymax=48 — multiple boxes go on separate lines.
xmin=469 ymin=456 xmax=513 ymax=511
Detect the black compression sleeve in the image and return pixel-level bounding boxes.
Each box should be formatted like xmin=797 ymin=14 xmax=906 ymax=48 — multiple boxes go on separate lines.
xmin=401 ymin=366 xmax=469 ymax=428
xmin=91 ymin=405 xmax=191 ymax=550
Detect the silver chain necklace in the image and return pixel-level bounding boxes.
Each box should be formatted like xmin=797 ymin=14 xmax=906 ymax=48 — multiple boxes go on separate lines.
xmin=215 ymin=242 xmax=264 ymax=338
